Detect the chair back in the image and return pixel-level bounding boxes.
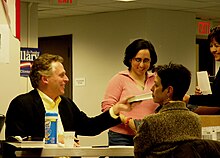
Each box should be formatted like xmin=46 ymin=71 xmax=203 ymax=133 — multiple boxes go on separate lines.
xmin=146 ymin=139 xmax=220 ymax=158
xmin=171 ymin=139 xmax=220 ymax=158
xmin=194 ymin=106 xmax=220 ymax=115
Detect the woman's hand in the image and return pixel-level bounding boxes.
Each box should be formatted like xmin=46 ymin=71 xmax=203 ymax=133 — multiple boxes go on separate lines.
xmin=120 ymin=114 xmax=137 ymax=133
xmin=183 ymin=94 xmax=190 ymax=104
xmin=195 ymin=86 xmax=202 ymax=95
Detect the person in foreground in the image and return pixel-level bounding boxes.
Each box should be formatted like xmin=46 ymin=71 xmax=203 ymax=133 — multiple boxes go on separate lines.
xmin=133 ymin=62 xmax=202 ymax=158
xmin=184 ymin=25 xmax=220 ymax=107
xmin=101 ymin=39 xmax=159 ymax=152
xmin=5 ymin=53 xmax=132 ymax=145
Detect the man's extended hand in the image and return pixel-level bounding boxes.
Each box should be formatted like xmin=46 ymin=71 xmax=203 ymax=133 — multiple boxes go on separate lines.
xmin=112 ymin=96 xmax=134 ymax=115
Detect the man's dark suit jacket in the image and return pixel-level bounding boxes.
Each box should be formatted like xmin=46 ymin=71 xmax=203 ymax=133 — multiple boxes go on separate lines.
xmin=189 ymin=67 xmax=220 ymax=106
xmin=5 ymin=89 xmax=121 ymax=139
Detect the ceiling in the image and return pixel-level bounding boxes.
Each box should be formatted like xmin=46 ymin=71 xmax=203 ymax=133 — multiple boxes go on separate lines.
xmin=20 ymin=0 xmax=220 ymax=22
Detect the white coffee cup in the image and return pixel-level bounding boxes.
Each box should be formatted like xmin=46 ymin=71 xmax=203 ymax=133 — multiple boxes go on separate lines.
xmin=63 ymin=131 xmax=75 ymax=147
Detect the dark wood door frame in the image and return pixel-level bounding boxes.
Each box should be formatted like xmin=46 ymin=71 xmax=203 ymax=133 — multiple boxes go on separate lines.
xmin=38 ymin=34 xmax=72 ymax=99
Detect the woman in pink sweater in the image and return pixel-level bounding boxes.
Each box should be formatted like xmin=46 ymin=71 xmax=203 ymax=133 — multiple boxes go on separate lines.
xmin=102 ymin=39 xmax=159 ymax=156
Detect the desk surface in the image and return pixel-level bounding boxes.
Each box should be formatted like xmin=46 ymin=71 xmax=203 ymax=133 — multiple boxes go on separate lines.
xmin=7 ymin=142 xmax=134 ymax=157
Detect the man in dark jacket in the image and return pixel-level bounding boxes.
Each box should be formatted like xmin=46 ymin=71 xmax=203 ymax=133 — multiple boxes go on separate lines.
xmin=5 ymin=53 xmax=132 ymax=144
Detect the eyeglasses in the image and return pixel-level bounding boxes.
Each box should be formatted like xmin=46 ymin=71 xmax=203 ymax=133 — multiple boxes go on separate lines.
xmin=133 ymin=58 xmax=150 ymax=64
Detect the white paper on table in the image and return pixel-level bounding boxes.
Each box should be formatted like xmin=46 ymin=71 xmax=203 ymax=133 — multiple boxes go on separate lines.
xmin=202 ymin=126 xmax=220 ymax=141
xmin=197 ymin=71 xmax=212 ymax=95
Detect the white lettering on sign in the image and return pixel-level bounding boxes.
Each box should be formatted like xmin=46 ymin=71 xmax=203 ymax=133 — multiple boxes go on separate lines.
xmin=20 ymin=50 xmax=39 ymax=61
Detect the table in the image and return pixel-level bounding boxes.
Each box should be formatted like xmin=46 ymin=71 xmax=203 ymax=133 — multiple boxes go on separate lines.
xmin=2 ymin=142 xmax=134 ymax=157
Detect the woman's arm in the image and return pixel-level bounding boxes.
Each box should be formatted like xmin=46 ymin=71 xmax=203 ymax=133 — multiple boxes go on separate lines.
xmin=102 ymin=74 xmax=124 ymax=111
xmin=120 ymin=114 xmax=141 ymax=134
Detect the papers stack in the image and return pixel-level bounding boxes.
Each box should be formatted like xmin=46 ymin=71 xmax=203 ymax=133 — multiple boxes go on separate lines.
xmin=197 ymin=71 xmax=212 ymax=95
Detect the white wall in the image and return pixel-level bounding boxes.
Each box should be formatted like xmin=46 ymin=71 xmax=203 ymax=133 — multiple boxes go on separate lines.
xmin=38 ymin=8 xmax=196 ymax=146
xmin=0 ymin=1 xmax=20 ymax=139
xmin=19 ymin=2 xmax=38 ymax=93
xmin=0 ymin=1 xmax=38 ymax=139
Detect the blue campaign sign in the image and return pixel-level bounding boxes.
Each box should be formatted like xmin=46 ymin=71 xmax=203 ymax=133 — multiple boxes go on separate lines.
xmin=20 ymin=48 xmax=40 ymax=77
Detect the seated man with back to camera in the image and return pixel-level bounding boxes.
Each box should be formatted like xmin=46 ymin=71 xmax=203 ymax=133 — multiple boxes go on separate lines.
xmin=121 ymin=62 xmax=202 ymax=157
xmin=5 ymin=53 xmax=133 ymax=145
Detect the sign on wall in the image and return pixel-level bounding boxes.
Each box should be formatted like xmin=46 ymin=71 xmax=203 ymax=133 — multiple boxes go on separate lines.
xmin=51 ymin=0 xmax=77 ymax=5
xmin=20 ymin=48 xmax=40 ymax=77
xmin=197 ymin=20 xmax=211 ymax=35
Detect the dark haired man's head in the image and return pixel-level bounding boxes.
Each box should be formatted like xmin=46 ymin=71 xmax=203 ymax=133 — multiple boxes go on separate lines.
xmin=154 ymin=62 xmax=191 ymax=101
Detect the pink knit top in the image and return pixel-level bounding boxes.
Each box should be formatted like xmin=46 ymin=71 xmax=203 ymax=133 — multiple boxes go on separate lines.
xmin=102 ymin=70 xmax=159 ymax=136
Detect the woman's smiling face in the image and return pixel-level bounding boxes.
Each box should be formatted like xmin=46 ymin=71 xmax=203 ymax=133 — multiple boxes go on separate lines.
xmin=130 ymin=49 xmax=151 ymax=76
xmin=210 ymin=38 xmax=220 ymax=61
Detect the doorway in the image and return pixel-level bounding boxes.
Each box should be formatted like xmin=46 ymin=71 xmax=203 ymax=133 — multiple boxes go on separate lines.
xmin=196 ymin=38 xmax=215 ymax=76
xmin=38 ymin=35 xmax=72 ymax=99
